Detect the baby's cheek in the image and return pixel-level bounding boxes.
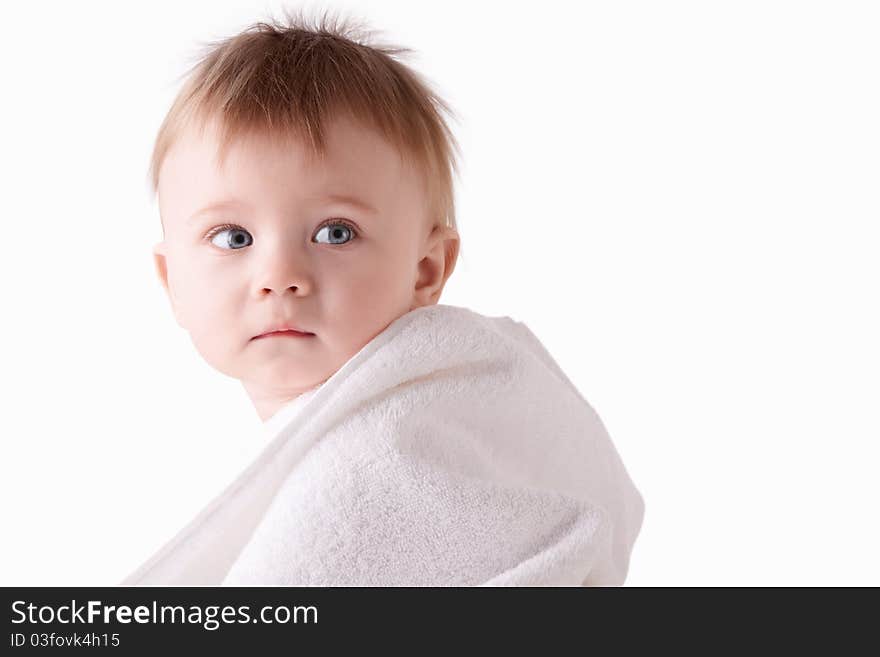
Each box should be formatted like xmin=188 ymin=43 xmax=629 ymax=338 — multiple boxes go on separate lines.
xmin=190 ymin=301 xmax=233 ymax=350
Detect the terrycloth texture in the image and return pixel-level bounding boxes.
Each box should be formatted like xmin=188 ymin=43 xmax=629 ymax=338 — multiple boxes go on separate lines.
xmin=120 ymin=304 xmax=645 ymax=586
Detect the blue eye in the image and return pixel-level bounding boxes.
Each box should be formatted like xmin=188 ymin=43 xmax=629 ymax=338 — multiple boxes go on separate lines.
xmin=207 ymin=225 xmax=253 ymax=250
xmin=314 ymin=221 xmax=357 ymax=245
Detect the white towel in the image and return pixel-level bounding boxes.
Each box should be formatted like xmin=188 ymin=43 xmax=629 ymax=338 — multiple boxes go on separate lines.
xmin=120 ymin=304 xmax=645 ymax=586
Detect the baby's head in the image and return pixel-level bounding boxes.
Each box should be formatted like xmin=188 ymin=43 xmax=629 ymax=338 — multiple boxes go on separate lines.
xmin=150 ymin=10 xmax=461 ymax=421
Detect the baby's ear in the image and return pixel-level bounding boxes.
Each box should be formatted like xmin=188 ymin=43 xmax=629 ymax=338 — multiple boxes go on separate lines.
xmin=412 ymin=224 xmax=460 ymax=309
xmin=152 ymin=242 xmax=184 ymax=329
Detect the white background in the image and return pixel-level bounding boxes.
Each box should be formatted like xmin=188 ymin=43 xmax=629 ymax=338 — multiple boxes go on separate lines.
xmin=1 ymin=0 xmax=877 ymax=586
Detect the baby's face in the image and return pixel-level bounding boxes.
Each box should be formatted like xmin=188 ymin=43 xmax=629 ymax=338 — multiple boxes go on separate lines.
xmin=154 ymin=114 xmax=438 ymax=420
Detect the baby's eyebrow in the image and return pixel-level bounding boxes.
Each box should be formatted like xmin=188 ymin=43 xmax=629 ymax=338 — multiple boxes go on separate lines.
xmin=189 ymin=199 xmax=249 ymax=222
xmin=317 ymin=193 xmax=377 ymax=215
xmin=188 ymin=194 xmax=376 ymax=223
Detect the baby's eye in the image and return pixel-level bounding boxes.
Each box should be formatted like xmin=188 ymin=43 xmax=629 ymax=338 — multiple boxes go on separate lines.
xmin=208 ymin=225 xmax=253 ymax=250
xmin=205 ymin=220 xmax=358 ymax=250
xmin=314 ymin=221 xmax=357 ymax=245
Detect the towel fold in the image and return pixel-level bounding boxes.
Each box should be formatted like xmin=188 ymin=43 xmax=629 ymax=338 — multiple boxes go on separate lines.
xmin=121 ymin=304 xmax=644 ymax=586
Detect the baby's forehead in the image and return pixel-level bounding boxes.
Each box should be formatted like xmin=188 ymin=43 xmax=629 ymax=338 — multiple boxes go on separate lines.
xmin=159 ymin=119 xmax=430 ymax=226
xmin=169 ymin=119 xmax=417 ymax=193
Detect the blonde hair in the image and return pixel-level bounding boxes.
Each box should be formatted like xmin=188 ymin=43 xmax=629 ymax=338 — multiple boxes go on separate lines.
xmin=148 ymin=7 xmax=462 ymax=243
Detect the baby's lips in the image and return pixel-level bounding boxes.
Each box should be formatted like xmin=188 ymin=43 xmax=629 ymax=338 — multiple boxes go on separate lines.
xmin=253 ymin=328 xmax=315 ymax=339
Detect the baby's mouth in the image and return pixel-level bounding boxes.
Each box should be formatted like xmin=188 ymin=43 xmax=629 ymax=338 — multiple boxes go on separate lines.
xmin=252 ymin=329 xmax=315 ymax=340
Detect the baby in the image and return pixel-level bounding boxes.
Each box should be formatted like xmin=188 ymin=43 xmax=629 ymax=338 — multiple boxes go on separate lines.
xmin=151 ymin=11 xmax=461 ymax=422
xmin=130 ymin=9 xmax=645 ymax=587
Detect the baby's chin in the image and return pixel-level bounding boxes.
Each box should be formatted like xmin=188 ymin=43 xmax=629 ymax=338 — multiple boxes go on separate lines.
xmin=206 ymin=332 xmax=365 ymax=390
xmin=195 ymin=343 xmax=326 ymax=389
xmin=243 ymin=361 xmax=332 ymax=390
